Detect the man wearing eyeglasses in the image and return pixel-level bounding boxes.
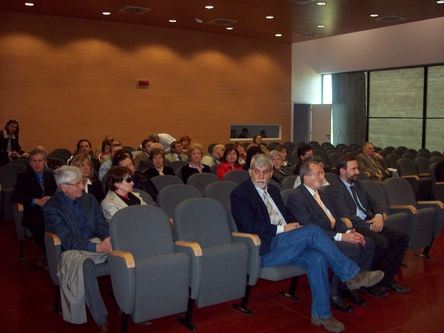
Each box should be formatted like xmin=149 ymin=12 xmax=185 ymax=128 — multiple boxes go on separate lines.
xmin=43 ymin=166 xmax=112 ymax=333
xmin=356 ymin=142 xmax=390 ymax=184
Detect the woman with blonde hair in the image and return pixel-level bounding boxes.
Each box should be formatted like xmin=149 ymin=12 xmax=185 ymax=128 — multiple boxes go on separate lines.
xmin=181 ymin=143 xmax=211 ymax=183
xmin=70 ymin=154 xmax=105 ymax=203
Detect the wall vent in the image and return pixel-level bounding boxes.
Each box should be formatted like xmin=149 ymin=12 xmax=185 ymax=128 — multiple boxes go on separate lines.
xmin=118 ymin=6 xmax=151 ymax=15
xmin=208 ymin=18 xmax=239 ymax=25
xmin=287 ymin=0 xmax=316 ymax=4
xmin=295 ymin=32 xmax=320 ymax=38
xmin=375 ymin=15 xmax=407 ymax=23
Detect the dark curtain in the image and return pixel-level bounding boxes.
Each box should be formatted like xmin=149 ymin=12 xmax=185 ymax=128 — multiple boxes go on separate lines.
xmin=332 ymin=72 xmax=366 ymax=145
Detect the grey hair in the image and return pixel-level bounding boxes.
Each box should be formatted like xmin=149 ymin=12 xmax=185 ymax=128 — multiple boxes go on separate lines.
xmin=29 ymin=148 xmax=47 ymax=160
xmin=304 ymin=155 xmax=324 ymax=164
xmin=54 ymin=166 xmax=82 ymax=187
xmin=299 ymin=161 xmax=320 ymax=184
xmin=250 ymin=153 xmax=272 ymax=169
xmin=268 ymin=150 xmax=283 ymax=160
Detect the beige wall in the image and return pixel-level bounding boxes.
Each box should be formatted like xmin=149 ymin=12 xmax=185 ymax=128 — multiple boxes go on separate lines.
xmin=0 ymin=10 xmax=292 ymax=153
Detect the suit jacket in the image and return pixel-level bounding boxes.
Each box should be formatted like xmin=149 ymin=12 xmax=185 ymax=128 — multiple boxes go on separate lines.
xmin=181 ymin=164 xmax=211 ymax=184
xmin=287 ymin=185 xmax=349 ymax=239
xmin=327 ymin=178 xmax=383 ymax=229
xmin=356 ymin=153 xmax=388 ymax=179
xmin=231 ymin=179 xmax=292 ymax=255
xmin=11 ymin=168 xmax=58 ymax=228
xmin=86 ymin=179 xmax=105 ymax=203
xmin=101 ymin=190 xmax=146 ymax=223
xmin=0 ymin=130 xmax=25 ymax=166
xmin=164 ymin=153 xmax=188 ymax=163
xmin=144 ymin=166 xmax=175 ymax=178
xmin=43 ymin=191 xmax=109 ymax=252
xmin=271 ymin=166 xmax=292 ymax=184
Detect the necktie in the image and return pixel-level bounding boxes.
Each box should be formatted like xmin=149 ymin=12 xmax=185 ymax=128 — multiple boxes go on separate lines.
xmin=350 ymin=185 xmax=369 ymax=216
xmin=37 ymin=174 xmax=45 ymax=196
xmin=178 ymin=155 xmax=182 ymax=161
xmin=263 ymin=191 xmax=282 ymax=225
xmin=314 ymin=192 xmax=335 ymax=228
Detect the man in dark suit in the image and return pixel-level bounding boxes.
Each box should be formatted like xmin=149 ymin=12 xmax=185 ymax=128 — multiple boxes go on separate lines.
xmin=356 ymin=142 xmax=390 ymax=184
xmin=328 ymin=155 xmax=409 ymax=297
xmin=231 ymin=154 xmax=384 ymax=333
xmin=287 ymin=161 xmax=374 ymax=313
xmin=292 ymin=144 xmax=313 ymax=175
xmin=11 ymin=148 xmax=57 ymax=268
xmin=43 ymin=166 xmax=111 ymax=333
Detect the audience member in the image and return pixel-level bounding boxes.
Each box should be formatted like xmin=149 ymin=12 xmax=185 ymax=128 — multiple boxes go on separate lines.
xmin=69 ymin=139 xmax=100 ymax=173
xmin=293 ymin=144 xmax=313 ymax=175
xmin=99 ymin=141 xmax=122 ymax=181
xmin=95 ymin=134 xmax=114 ymax=158
xmin=97 ymin=140 xmax=111 ymax=163
xmin=216 ymin=146 xmax=243 ymax=180
xmin=165 ymin=141 xmax=188 ymax=162
xmin=356 ymin=142 xmax=390 ymax=184
xmin=238 ymin=127 xmax=249 ymax=138
xmin=328 ymin=155 xmax=410 ymax=297
xmin=201 ymin=144 xmax=225 ymax=166
xmin=101 ymin=166 xmax=147 ymax=223
xmin=233 ymin=142 xmax=247 ymax=165
xmin=70 ymin=154 xmax=105 ymax=203
xmin=276 ymin=144 xmax=292 ymax=167
xmin=11 ymin=148 xmax=57 ymax=269
xmin=179 ymin=135 xmax=192 ymax=154
xmin=181 ymin=143 xmax=211 ymax=183
xmin=230 ymin=154 xmax=383 ymax=333
xmin=0 ymin=119 xmax=28 ymax=166
xmin=269 ymin=150 xmax=292 ymax=184
xmin=133 ymin=139 xmax=152 ymax=170
xmin=252 ymin=134 xmax=269 ymax=154
xmin=144 ymin=147 xmax=175 ymax=178
xmin=242 ymin=145 xmax=263 ymax=170
xmin=293 ymin=155 xmax=329 ymax=188
xmin=42 ymin=166 xmax=111 ymax=332
xmin=435 ymin=160 xmax=444 ymax=182
xmin=148 ymin=132 xmax=176 ymax=153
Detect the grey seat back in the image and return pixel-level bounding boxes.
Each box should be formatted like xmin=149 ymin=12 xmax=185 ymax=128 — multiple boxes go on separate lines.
xmin=415 ymin=157 xmax=430 ymax=175
xmin=170 ymin=160 xmax=188 ymax=173
xmin=281 ymin=175 xmax=298 ymax=190
xmin=187 ymin=172 xmax=220 ymax=194
xmin=151 ymin=174 xmax=183 ymax=193
xmin=157 ymin=184 xmax=202 ymax=218
xmin=223 ymin=169 xmax=249 ymax=184
xmin=203 ymin=181 xmax=238 ymax=211
xmin=132 ymin=188 xmax=154 ymax=205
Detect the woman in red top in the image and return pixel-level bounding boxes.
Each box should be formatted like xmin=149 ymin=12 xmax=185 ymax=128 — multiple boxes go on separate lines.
xmin=216 ymin=147 xmax=243 ymax=180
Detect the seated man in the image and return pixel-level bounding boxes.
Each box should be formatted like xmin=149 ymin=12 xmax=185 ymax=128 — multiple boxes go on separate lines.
xmin=356 ymin=142 xmax=390 ymax=184
xmin=68 ymin=139 xmax=100 ymax=173
xmin=287 ymin=161 xmax=374 ymax=313
xmin=293 ymin=144 xmax=313 ymax=175
xmin=148 ymin=132 xmax=176 ymax=153
xmin=11 ymin=148 xmax=57 ymax=269
xmin=165 ymin=140 xmax=188 ymax=162
xmin=43 ymin=166 xmax=111 ymax=333
xmin=133 ymin=138 xmax=152 ymax=170
xmin=231 ymin=154 xmax=384 ymax=333
xmin=328 ymin=155 xmax=410 ymax=297
xmin=99 ymin=141 xmax=122 ymax=181
xmin=201 ymin=144 xmax=225 ymax=167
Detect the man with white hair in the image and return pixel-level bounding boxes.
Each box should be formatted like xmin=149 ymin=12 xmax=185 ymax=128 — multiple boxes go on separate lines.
xmin=43 ymin=166 xmax=111 ymax=333
xmin=201 ymin=144 xmax=225 ymax=166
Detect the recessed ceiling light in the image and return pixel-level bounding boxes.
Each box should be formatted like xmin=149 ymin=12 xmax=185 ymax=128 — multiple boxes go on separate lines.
xmin=437 ymin=1 xmax=444 ymax=4
xmin=169 ymin=19 xmax=176 ymax=23
xmin=318 ymin=25 xmax=325 ymax=28
xmin=205 ymin=5 xmax=214 ymax=10
xmin=266 ymin=16 xmax=274 ymax=19
xmin=317 ymin=1 xmax=327 ymax=5
xmin=226 ymin=27 xmax=233 ymax=30
xmin=102 ymin=12 xmax=111 ymax=16
xmin=25 ymin=2 xmax=34 ymax=6
xmin=275 ymin=33 xmax=282 ymax=37
xmin=370 ymin=14 xmax=379 ymax=18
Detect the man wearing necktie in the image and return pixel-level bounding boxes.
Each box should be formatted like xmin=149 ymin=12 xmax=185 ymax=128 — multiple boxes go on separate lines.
xmin=287 ymin=161 xmax=375 ymax=313
xmin=12 ymin=148 xmax=57 ymax=269
xmin=328 ymin=155 xmax=410 ymax=297
xmin=356 ymin=142 xmax=390 ymax=184
xmin=231 ymin=154 xmax=384 ymax=333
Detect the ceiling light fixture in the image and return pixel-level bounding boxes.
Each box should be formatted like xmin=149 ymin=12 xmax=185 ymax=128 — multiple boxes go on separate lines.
xmin=275 ymin=33 xmax=282 ymax=37
xmin=317 ymin=1 xmax=327 ymax=5
xmin=169 ymin=19 xmax=176 ymax=23
xmin=437 ymin=0 xmax=444 ymax=3
xmin=370 ymin=14 xmax=379 ymax=18
xmin=266 ymin=16 xmax=274 ymax=19
xmin=205 ymin=5 xmax=214 ymax=10
xmin=25 ymin=2 xmax=34 ymax=6
xmin=226 ymin=27 xmax=233 ymax=30
xmin=102 ymin=12 xmax=111 ymax=16
xmin=318 ymin=25 xmax=325 ymax=28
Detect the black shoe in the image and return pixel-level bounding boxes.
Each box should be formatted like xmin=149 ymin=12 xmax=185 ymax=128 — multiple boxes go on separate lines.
xmin=384 ymin=282 xmax=410 ymax=293
xmin=361 ymin=285 xmax=388 ymax=298
xmin=340 ymin=289 xmax=367 ymax=306
xmin=330 ymin=295 xmax=354 ymax=313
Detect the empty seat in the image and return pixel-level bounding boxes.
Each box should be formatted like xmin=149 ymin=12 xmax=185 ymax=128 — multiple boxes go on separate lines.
xmin=223 ymin=169 xmax=250 ymax=184
xmin=151 ymin=174 xmax=184 ymax=193
xmin=414 ymin=157 xmax=431 ymax=177
xmin=157 ymin=184 xmax=202 ymax=218
xmin=187 ymin=172 xmax=220 ymax=195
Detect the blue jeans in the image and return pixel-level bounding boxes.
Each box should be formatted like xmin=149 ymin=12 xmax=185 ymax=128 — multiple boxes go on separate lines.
xmin=261 ymin=225 xmax=360 ymax=318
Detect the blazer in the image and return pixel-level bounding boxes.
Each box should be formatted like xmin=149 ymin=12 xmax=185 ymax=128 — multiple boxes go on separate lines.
xmin=144 ymin=166 xmax=175 ymax=178
xmin=11 ymin=168 xmax=58 ymax=228
xmin=181 ymin=164 xmax=211 ymax=184
xmin=356 ymin=153 xmax=388 ymax=179
xmin=0 ymin=130 xmax=25 ymax=166
xmin=86 ymin=179 xmax=105 ymax=203
xmin=271 ymin=166 xmax=292 ymax=184
xmin=101 ymin=190 xmax=146 ymax=223
xmin=164 ymin=153 xmax=188 ymax=163
xmin=231 ymin=179 xmax=292 ymax=255
xmin=287 ymin=185 xmax=349 ymax=239
xmin=327 ymin=178 xmax=383 ymax=229
xmin=43 ymin=191 xmax=109 ymax=252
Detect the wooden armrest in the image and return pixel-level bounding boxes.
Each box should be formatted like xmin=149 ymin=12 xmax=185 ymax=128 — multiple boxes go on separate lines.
xmin=13 ymin=203 xmax=24 ymax=211
xmin=110 ymin=250 xmax=135 ymax=269
xmin=232 ymin=232 xmax=261 ymax=246
xmin=45 ymin=231 xmax=61 ymax=246
xmin=383 ymin=212 xmax=388 ymax=221
xmin=341 ymin=217 xmax=353 ymax=228
xmin=436 ymin=182 xmax=444 ymax=185
xmin=169 ymin=218 xmax=174 ymax=227
xmin=364 ymin=171 xmax=371 ymax=177
xmin=402 ymin=175 xmax=419 ymax=181
xmin=389 ymin=205 xmax=417 ymax=214
xmin=175 ymin=240 xmax=202 ymax=256
xmin=418 ymin=173 xmax=430 ymax=177
xmin=417 ymin=200 xmax=444 ymax=209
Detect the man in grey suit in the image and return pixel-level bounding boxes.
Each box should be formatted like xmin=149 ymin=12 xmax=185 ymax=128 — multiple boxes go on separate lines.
xmin=356 ymin=142 xmax=390 ymax=184
xmin=43 ymin=166 xmax=111 ymax=333
xmin=164 ymin=141 xmax=188 ymax=162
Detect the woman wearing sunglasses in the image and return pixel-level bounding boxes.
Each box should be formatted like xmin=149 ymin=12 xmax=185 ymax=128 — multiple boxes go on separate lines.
xmin=101 ymin=166 xmax=147 ymax=223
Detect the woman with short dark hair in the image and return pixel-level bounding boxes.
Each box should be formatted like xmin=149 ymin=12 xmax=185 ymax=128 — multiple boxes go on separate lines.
xmin=216 ymin=147 xmax=243 ymax=180
xmin=144 ymin=147 xmax=175 ymax=178
xmin=0 ymin=119 xmax=28 ymax=166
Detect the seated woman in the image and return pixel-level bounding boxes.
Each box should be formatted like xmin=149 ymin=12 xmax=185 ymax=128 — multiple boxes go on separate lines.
xmin=71 ymin=154 xmax=105 ymax=203
xmin=269 ymin=150 xmax=293 ymax=184
xmin=97 ymin=139 xmax=111 ymax=163
xmin=252 ymin=134 xmax=269 ymax=154
xmin=242 ymin=145 xmax=263 ymax=170
xmin=276 ymin=144 xmax=292 ymax=167
xmin=233 ymin=142 xmax=247 ymax=165
xmin=112 ymin=150 xmax=158 ymax=202
xmin=181 ymin=143 xmax=211 ymax=183
xmin=179 ymin=135 xmax=192 ymax=155
xmin=216 ymin=147 xmax=243 ymax=180
xmin=144 ymin=147 xmax=175 ymax=178
xmin=293 ymin=155 xmax=330 ymax=188
xmin=101 ymin=166 xmax=147 ymax=223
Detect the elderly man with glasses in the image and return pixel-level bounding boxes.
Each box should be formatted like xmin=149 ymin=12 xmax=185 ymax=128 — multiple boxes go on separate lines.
xmin=356 ymin=142 xmax=391 ymax=184
xmin=43 ymin=166 xmax=111 ymax=333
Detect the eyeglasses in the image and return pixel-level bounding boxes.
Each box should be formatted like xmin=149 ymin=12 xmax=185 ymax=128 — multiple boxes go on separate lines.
xmin=122 ymin=177 xmax=133 ymax=183
xmin=64 ymin=179 xmax=86 ymax=188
